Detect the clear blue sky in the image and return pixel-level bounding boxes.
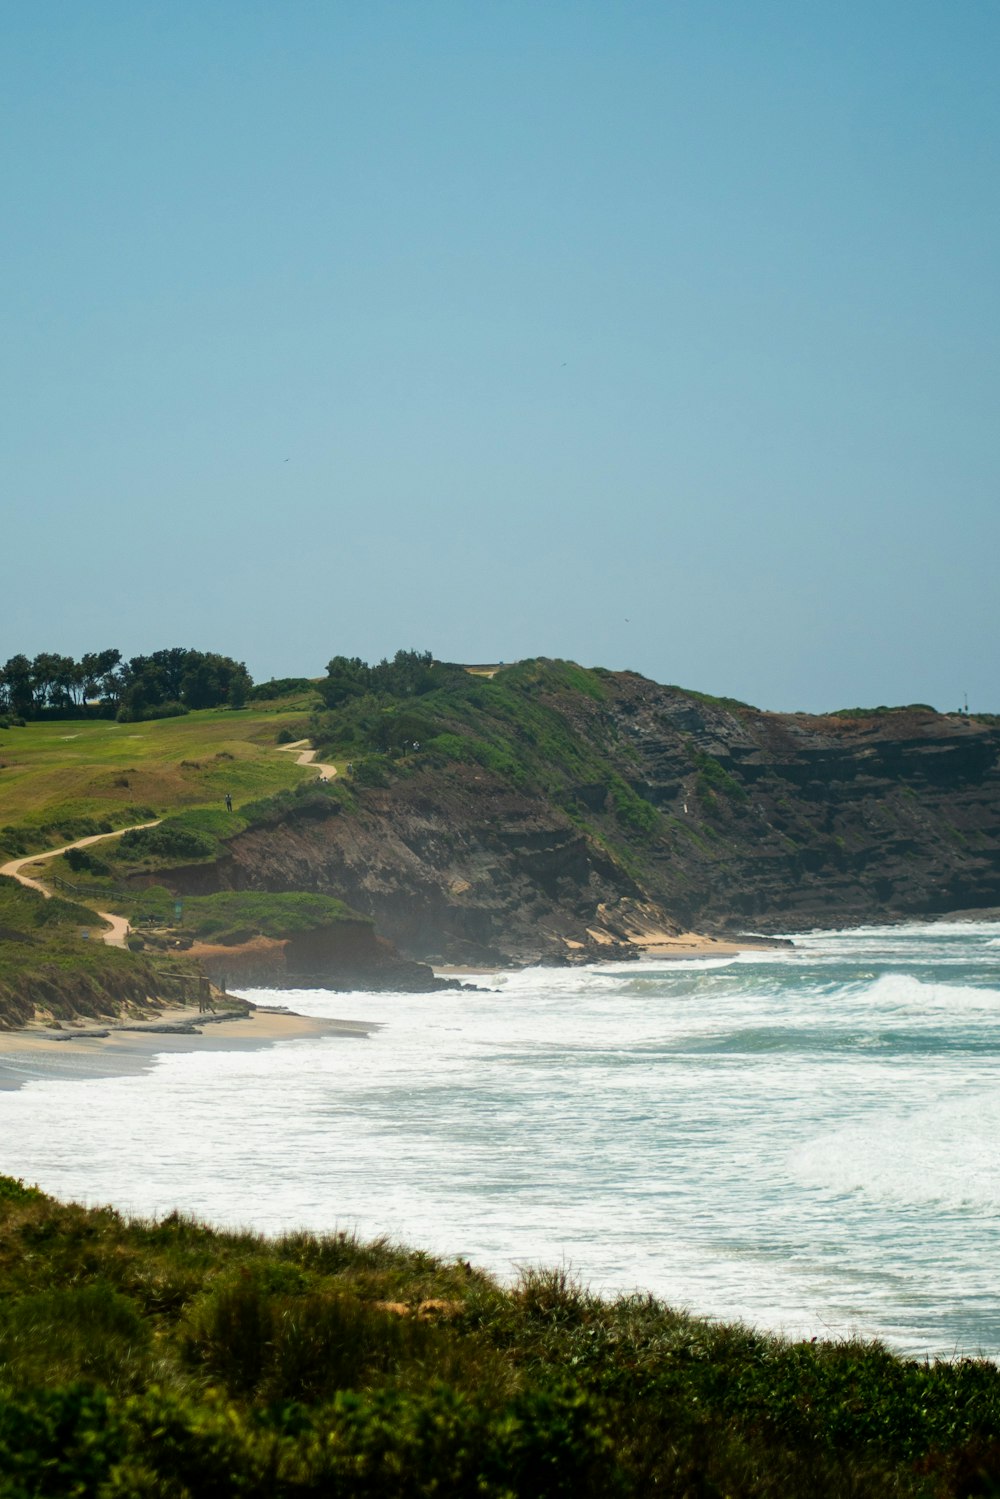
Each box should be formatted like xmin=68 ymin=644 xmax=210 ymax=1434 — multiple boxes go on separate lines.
xmin=3 ymin=2 xmax=997 ymax=711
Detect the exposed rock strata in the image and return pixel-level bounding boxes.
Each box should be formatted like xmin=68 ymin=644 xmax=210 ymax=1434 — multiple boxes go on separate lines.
xmin=186 ymin=920 xmax=460 ymax=992
xmin=152 ymin=674 xmax=1000 ymax=964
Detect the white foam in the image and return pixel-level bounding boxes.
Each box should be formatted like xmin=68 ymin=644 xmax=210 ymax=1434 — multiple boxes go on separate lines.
xmin=3 ymin=921 xmax=999 ymax=1358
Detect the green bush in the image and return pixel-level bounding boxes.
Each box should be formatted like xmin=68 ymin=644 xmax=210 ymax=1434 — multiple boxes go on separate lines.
xmin=0 ymin=1177 xmax=43 ymax=1205
xmin=0 ymin=1283 xmax=151 ymax=1392
xmin=424 ymin=732 xmax=468 ymax=763
xmin=606 ymin=775 xmax=659 ymax=836
xmin=64 ymin=846 xmax=110 ymax=876
xmin=693 ymin=749 xmax=748 ymax=806
xmin=0 ymin=1387 xmax=130 ymax=1497
xmin=184 ymin=1273 xmax=432 ymax=1401
xmin=117 ymin=823 xmax=216 ymax=863
xmin=247 ymin=676 xmax=318 ymax=701
xmin=351 ymin=755 xmax=391 ymax=788
xmin=116 ymin=700 xmax=189 ymax=723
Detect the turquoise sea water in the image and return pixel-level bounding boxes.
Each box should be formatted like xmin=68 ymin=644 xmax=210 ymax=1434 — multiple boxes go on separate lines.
xmin=2 ymin=920 xmax=999 ymax=1358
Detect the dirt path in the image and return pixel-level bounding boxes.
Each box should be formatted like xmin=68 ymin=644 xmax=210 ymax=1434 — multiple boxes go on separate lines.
xmin=0 ymin=822 xmax=161 ymax=948
xmin=1 ymin=738 xmax=334 ymax=948
xmin=275 ymin=739 xmax=338 ymax=779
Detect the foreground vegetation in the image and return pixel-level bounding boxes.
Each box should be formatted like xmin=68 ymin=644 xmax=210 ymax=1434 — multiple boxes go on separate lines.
xmin=0 ymin=1177 xmax=998 ymax=1497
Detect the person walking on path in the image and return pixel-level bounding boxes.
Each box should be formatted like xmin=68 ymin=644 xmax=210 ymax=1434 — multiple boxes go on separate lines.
xmin=225 ymin=792 xmax=233 ymax=812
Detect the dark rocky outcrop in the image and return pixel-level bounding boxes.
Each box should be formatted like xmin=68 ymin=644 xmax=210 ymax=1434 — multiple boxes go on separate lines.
xmin=187 ymin=919 xmax=462 ymax=992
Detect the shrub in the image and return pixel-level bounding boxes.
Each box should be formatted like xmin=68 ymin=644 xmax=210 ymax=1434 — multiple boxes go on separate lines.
xmin=0 ymin=1283 xmax=151 ymax=1391
xmin=351 ymin=755 xmax=391 ymax=788
xmin=0 ymin=1388 xmax=129 ymax=1497
xmin=177 ymin=891 xmax=360 ymax=944
xmin=118 ymin=823 xmax=216 ymax=863
xmin=64 ymin=846 xmax=110 ymax=876
xmin=606 ymin=776 xmax=659 ymax=836
xmin=184 ymin=1274 xmax=431 ymax=1400
xmin=0 ymin=1176 xmax=43 ymax=1204
xmin=692 ymin=750 xmax=748 ymax=805
xmin=247 ymin=676 xmax=318 ymax=702
xmin=116 ymin=700 xmax=189 ymax=723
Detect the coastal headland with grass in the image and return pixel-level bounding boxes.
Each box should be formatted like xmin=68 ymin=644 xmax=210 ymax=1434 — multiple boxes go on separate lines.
xmin=3 ymin=644 xmax=999 ymax=1032
xmin=3 ymin=646 xmax=1000 ymax=1493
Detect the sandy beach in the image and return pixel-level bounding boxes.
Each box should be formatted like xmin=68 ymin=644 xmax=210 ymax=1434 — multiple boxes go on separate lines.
xmin=625 ymin=930 xmax=787 ymax=958
xmin=435 ymin=931 xmax=786 ymax=977
xmin=0 ymin=1005 xmax=376 ymax=1092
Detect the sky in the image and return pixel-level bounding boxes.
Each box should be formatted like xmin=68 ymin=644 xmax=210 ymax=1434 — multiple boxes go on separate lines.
xmin=2 ymin=2 xmax=997 ymax=712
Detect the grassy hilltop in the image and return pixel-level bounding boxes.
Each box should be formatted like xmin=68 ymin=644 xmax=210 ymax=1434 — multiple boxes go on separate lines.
xmin=2 ymin=1176 xmax=1000 ymax=1496
xmin=0 ymin=699 xmax=317 ymax=858
xmin=0 ymin=689 xmax=340 ymax=1027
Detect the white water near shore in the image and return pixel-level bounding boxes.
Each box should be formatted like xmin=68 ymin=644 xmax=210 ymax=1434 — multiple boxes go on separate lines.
xmin=2 ymin=920 xmax=999 ymax=1359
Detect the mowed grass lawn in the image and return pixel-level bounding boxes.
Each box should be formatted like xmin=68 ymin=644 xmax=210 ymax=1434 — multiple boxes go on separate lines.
xmin=0 ymin=707 xmax=316 ymax=840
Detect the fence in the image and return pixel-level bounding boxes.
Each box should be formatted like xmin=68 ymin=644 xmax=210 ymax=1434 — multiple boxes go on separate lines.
xmin=51 ymin=874 xmax=130 ymax=902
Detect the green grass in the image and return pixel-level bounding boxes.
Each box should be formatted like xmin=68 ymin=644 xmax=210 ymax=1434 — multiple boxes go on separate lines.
xmin=0 ymin=877 xmax=179 ymax=1029
xmin=1 ymin=1178 xmax=999 ymax=1495
xmin=119 ymin=889 xmax=366 ymax=944
xmin=310 ymin=657 xmax=662 ymax=878
xmin=0 ymin=713 xmax=356 ymax=1020
xmin=661 ymin=683 xmax=756 ymax=714
xmin=692 ymin=749 xmax=749 ymax=808
xmin=831 ymin=704 xmax=939 ymax=719
xmin=0 ymin=706 xmax=317 ymax=856
xmin=175 ymin=891 xmax=363 ymax=942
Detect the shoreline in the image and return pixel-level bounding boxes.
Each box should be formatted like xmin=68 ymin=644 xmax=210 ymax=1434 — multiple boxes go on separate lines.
xmin=434 ymin=930 xmax=790 ymax=976
xmin=620 ymin=929 xmax=790 ymax=959
xmin=0 ymin=1004 xmax=376 ymax=1093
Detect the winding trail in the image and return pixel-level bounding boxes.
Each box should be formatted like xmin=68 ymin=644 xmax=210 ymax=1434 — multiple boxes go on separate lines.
xmin=275 ymin=739 xmax=338 ymax=779
xmin=0 ymin=737 xmax=335 ymax=948
xmin=0 ymin=823 xmax=161 ymax=947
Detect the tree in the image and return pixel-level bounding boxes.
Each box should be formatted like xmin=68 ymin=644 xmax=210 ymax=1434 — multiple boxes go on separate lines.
xmin=50 ymin=655 xmax=83 ymax=709
xmin=3 ymin=655 xmax=34 ymax=716
xmin=372 ymin=650 xmax=438 ymax=697
xmin=319 ymin=656 xmax=371 ymax=708
xmin=81 ymin=649 xmax=122 ymax=706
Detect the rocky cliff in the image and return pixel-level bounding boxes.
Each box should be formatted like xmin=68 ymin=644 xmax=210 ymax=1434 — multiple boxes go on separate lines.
xmin=157 ymin=664 xmax=1000 ymax=964
xmin=187 ymin=918 xmax=460 ymax=992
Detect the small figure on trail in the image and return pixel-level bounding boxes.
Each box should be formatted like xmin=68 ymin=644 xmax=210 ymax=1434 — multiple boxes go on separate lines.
xmin=225 ymin=792 xmax=233 ymax=812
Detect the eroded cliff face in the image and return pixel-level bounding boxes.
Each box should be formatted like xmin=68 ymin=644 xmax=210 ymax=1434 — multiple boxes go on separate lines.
xmin=187 ymin=773 xmax=663 ymax=966
xmin=158 ymin=674 xmax=1000 ymax=963
xmin=597 ymin=680 xmax=1000 ymax=932
xmin=186 ymin=918 xmax=455 ymax=992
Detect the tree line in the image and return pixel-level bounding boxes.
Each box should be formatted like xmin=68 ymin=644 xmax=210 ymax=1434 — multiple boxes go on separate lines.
xmin=0 ymin=647 xmax=253 ymax=721
xmin=318 ymin=649 xmax=463 ymax=707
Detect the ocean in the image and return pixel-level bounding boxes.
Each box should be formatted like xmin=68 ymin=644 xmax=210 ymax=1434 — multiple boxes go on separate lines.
xmin=3 ymin=920 xmax=999 ymax=1360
